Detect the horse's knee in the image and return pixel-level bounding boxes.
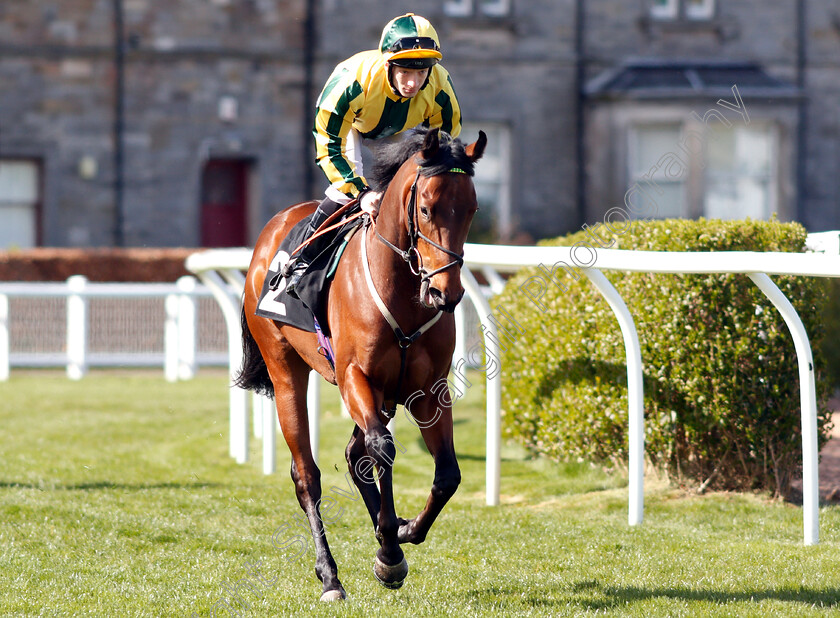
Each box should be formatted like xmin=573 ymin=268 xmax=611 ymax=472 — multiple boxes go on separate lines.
xmin=432 ymin=463 xmax=461 ymax=499
xmin=364 ymin=428 xmax=397 ymax=468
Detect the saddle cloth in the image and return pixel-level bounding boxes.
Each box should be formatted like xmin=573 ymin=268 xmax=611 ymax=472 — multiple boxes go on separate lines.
xmin=254 ymin=213 xmax=363 ymax=337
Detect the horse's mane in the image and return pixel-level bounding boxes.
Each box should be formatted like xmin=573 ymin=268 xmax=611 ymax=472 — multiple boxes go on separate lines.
xmin=368 ymin=127 xmax=475 ymax=193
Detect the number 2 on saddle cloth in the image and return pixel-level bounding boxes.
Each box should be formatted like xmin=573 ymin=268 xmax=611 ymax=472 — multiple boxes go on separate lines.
xmin=255 ymin=208 xmax=365 ymax=368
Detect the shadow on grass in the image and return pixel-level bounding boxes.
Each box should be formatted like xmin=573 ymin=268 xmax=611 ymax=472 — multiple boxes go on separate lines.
xmin=596 ymin=581 xmax=840 ymax=609
xmin=0 ymin=480 xmax=220 ymax=491
xmin=467 ymin=579 xmax=840 ymax=611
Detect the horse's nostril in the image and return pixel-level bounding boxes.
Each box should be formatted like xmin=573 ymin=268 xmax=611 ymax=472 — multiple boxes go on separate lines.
xmin=428 ymin=288 xmax=447 ymax=307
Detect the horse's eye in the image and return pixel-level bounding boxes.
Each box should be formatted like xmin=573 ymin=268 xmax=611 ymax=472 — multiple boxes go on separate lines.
xmin=420 ymin=206 xmax=430 ymax=219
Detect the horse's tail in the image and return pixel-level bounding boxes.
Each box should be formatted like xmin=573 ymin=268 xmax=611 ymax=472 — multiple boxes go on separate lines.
xmin=233 ymin=306 xmax=275 ymax=398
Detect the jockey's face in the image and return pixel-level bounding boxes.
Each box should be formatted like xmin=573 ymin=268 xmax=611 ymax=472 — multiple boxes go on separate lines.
xmin=389 ymin=65 xmax=429 ymax=98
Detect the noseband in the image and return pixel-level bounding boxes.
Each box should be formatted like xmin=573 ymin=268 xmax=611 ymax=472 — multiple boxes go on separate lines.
xmin=375 ymin=166 xmax=467 ymax=285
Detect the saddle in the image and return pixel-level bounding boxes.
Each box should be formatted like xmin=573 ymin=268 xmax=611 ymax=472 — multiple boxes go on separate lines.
xmin=255 ymin=212 xmax=364 ymax=338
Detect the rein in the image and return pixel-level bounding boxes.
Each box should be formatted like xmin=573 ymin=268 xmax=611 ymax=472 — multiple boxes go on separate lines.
xmin=289 ymin=198 xmax=365 ymax=258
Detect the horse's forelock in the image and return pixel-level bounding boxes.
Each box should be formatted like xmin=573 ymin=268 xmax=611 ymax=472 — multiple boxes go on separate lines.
xmin=369 ymin=128 xmax=474 ymax=191
xmin=416 ymin=135 xmax=474 ymax=179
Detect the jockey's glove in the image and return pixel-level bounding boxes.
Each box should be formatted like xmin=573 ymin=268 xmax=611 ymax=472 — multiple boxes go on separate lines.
xmin=360 ymin=190 xmax=383 ymax=218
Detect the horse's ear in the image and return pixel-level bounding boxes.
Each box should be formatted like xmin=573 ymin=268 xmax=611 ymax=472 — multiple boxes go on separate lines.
xmin=466 ymin=130 xmax=487 ymax=163
xmin=421 ymin=128 xmax=441 ymax=160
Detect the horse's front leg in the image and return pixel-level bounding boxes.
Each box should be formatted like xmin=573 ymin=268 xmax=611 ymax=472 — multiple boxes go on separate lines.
xmin=397 ymin=395 xmax=460 ymax=546
xmin=342 ymin=365 xmax=408 ymax=589
xmin=345 ymin=424 xmax=382 ymax=527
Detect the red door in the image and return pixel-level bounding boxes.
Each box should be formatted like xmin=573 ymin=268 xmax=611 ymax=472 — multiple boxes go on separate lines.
xmin=200 ymin=159 xmax=248 ymax=247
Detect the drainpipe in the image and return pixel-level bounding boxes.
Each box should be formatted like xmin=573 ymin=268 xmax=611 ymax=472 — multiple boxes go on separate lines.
xmin=302 ymin=0 xmax=316 ymax=200
xmin=112 ymin=0 xmax=125 ymax=246
xmin=574 ymin=0 xmax=587 ymax=227
xmin=795 ymin=0 xmax=807 ymax=225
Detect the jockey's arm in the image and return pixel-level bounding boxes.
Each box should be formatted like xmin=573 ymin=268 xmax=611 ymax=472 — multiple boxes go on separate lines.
xmin=312 ymin=78 xmax=369 ymax=201
xmin=313 ymin=118 xmax=369 ymax=201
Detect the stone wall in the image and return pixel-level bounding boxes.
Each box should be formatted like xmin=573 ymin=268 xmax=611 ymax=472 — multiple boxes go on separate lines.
xmin=1 ymin=1 xmax=839 ymax=247
xmin=0 ymin=0 xmax=309 ymax=248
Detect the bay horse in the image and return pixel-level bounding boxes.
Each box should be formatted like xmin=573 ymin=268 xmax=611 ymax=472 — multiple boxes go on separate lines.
xmin=236 ymin=127 xmax=487 ymax=600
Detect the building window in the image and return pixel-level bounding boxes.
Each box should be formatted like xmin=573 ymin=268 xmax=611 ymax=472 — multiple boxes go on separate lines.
xmin=650 ymin=0 xmax=679 ymax=20
xmin=685 ymin=0 xmax=715 ymax=19
xmin=705 ymin=124 xmax=776 ymax=220
xmin=629 ymin=125 xmax=686 ymax=218
xmin=628 ymin=121 xmax=777 ymax=221
xmin=461 ymin=122 xmax=512 ymax=243
xmin=444 ymin=0 xmax=511 ymax=18
xmin=650 ymin=0 xmax=715 ymax=21
xmin=0 ymin=159 xmax=40 ymax=249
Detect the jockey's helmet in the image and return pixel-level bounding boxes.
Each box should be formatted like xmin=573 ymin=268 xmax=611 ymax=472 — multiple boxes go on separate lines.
xmin=379 ymin=13 xmax=442 ymax=70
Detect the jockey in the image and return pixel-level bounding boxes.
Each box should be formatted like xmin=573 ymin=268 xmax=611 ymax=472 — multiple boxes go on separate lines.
xmin=283 ymin=12 xmax=462 ymax=295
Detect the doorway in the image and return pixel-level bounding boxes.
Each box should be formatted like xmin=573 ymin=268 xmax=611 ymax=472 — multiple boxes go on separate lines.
xmin=200 ymin=159 xmax=250 ymax=247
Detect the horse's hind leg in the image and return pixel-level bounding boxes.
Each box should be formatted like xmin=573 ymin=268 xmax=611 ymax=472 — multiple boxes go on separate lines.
xmin=272 ymin=356 xmax=346 ymax=601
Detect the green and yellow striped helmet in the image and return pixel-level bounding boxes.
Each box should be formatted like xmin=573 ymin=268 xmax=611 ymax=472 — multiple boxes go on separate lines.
xmin=379 ymin=13 xmax=442 ymax=69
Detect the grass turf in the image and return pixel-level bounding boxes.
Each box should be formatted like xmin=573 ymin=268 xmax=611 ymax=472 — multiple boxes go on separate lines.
xmin=1 ymin=370 xmax=838 ymax=616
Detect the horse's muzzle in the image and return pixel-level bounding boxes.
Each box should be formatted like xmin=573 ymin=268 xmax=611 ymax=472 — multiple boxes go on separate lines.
xmin=424 ymin=285 xmax=464 ymax=313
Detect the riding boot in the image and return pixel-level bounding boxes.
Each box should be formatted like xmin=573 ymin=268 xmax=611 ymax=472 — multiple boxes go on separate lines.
xmin=283 ymin=197 xmax=342 ymax=295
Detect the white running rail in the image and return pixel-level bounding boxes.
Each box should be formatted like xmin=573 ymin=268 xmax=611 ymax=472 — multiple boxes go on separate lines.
xmin=0 ymin=275 xmax=223 ymax=381
xmin=186 ymin=238 xmax=840 ymax=546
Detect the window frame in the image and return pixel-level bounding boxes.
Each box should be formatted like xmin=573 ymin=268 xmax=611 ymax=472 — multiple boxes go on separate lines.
xmin=626 ymin=119 xmax=780 ymax=222
xmin=702 ymin=122 xmax=778 ymax=221
xmin=649 ymin=0 xmax=716 ymax=21
xmin=460 ymin=121 xmax=513 ymax=243
xmin=685 ymin=0 xmax=716 ymax=20
xmin=650 ymin=0 xmax=679 ymax=20
xmin=0 ymin=158 xmax=43 ymax=248
xmin=628 ymin=123 xmax=689 ymax=219
xmin=444 ymin=0 xmax=512 ymax=19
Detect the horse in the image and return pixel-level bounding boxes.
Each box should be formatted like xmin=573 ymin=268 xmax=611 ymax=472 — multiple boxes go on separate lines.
xmin=236 ymin=127 xmax=487 ymax=600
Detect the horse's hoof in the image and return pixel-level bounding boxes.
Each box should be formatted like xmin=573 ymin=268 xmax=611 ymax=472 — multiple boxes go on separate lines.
xmin=373 ymin=555 xmax=408 ymax=589
xmin=320 ymin=588 xmax=346 ymax=602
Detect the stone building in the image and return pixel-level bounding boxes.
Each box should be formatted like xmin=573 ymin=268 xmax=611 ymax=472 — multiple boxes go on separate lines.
xmin=0 ymin=1 xmax=837 ymax=248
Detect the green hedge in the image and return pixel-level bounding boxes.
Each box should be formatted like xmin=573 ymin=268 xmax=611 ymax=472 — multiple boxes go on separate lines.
xmin=821 ymin=279 xmax=840 ymax=390
xmin=492 ymin=218 xmax=832 ymax=497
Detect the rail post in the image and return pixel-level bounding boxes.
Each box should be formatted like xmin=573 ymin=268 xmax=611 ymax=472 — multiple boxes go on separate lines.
xmin=460 ymin=266 xmax=501 ymax=507
xmin=307 ymin=370 xmax=321 ymax=467
xmin=453 ymin=302 xmax=467 ymax=368
xmin=176 ymin=276 xmax=197 ymax=380
xmin=261 ymin=395 xmax=276 ymax=475
xmin=748 ymin=272 xmax=820 ymax=545
xmin=66 ymin=275 xmax=88 ymax=380
xmin=164 ymin=292 xmax=179 ymax=382
xmin=0 ymin=294 xmax=9 ymax=381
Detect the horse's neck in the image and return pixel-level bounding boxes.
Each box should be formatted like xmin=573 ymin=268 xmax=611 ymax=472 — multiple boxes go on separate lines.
xmin=364 ymin=199 xmax=423 ymax=310
xmin=375 ymin=191 xmax=410 ymax=253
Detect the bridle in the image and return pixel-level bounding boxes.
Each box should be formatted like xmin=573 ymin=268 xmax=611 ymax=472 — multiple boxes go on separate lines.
xmin=362 ymin=163 xmax=470 ymax=417
xmin=374 ymin=165 xmax=467 ymax=287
